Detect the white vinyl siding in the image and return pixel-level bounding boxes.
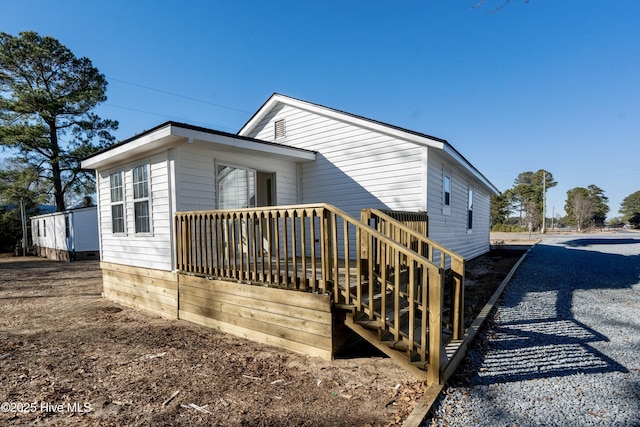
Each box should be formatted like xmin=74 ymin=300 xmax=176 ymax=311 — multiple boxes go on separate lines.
xmin=174 ymin=143 xmax=298 ymax=213
xmin=97 ymin=152 xmax=172 ymax=270
xmin=242 ymin=100 xmax=496 ymax=261
xmin=426 ymin=150 xmax=490 ymax=260
xmin=246 ymin=104 xmax=425 ymax=219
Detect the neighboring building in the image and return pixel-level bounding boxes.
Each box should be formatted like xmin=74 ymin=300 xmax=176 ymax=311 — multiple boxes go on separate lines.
xmin=31 ymin=206 xmax=100 ymax=261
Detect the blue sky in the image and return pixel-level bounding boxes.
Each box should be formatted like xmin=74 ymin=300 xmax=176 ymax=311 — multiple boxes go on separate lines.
xmin=2 ymin=1 xmax=638 ymax=219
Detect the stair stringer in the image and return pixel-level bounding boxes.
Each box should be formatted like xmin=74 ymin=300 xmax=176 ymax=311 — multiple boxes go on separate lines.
xmin=344 ymin=312 xmax=429 ymax=381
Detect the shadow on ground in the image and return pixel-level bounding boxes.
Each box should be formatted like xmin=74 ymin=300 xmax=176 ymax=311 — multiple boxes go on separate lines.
xmin=456 ymin=236 xmax=640 ymax=386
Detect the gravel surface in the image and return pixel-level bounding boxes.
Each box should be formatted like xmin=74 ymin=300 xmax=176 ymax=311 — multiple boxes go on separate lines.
xmin=425 ymin=232 xmax=640 ymax=427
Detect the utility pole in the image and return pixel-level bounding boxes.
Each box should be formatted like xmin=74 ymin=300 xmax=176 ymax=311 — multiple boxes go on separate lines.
xmin=20 ymin=198 xmax=27 ymax=256
xmin=541 ymin=172 xmax=546 ymax=234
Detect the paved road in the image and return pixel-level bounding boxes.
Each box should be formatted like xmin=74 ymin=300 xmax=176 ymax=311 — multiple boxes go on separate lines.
xmin=425 ymin=232 xmax=640 ymax=426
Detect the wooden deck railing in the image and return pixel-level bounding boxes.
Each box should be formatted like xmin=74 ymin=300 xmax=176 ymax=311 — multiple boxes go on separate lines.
xmin=361 ymin=208 xmax=466 ymax=340
xmin=175 ymin=204 xmax=464 ymax=384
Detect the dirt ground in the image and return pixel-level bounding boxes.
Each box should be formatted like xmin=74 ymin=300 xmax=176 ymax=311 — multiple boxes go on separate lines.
xmin=0 ymin=249 xmax=524 ymax=427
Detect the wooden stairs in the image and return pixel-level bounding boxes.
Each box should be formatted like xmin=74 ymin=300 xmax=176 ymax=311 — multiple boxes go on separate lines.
xmin=337 ymin=251 xmax=466 ymax=383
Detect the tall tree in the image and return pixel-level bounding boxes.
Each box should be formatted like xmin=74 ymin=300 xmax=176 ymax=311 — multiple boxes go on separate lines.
xmin=490 ymin=192 xmax=512 ymax=227
xmin=0 ymin=31 xmax=117 ymax=211
xmin=619 ymin=190 xmax=640 ymax=224
xmin=0 ymin=158 xmax=45 ymax=207
xmin=509 ymin=169 xmax=556 ymax=230
xmin=565 ymin=187 xmax=595 ymax=231
xmin=587 ymin=184 xmax=609 ymax=227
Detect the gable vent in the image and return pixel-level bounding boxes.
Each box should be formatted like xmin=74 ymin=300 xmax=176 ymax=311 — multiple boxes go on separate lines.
xmin=274 ymin=119 xmax=286 ymax=139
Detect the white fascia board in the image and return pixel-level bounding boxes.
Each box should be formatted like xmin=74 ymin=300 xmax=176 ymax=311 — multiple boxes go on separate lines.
xmin=443 ymin=144 xmax=500 ymax=195
xmin=172 ymin=126 xmax=316 ymax=161
xmin=81 ymin=125 xmax=174 ymax=170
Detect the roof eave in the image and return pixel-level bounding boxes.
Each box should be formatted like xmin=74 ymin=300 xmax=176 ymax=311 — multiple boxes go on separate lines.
xmin=82 ymin=122 xmax=316 ymax=170
xmin=443 ymin=144 xmax=500 ymax=195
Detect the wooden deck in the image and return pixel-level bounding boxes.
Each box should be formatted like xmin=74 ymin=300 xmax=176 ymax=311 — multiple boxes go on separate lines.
xmin=174 ymin=204 xmax=466 ymax=385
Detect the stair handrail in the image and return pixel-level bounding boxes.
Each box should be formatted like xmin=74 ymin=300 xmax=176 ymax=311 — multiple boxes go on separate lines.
xmin=362 ymin=208 xmax=466 ymax=340
xmin=361 ymin=208 xmax=464 ymax=266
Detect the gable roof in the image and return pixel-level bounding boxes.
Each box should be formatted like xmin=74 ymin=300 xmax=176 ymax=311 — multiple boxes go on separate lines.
xmin=82 ymin=121 xmax=316 ymax=170
xmin=239 ymin=93 xmax=499 ymax=195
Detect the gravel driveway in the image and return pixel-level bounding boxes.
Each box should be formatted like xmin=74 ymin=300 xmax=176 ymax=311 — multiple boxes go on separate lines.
xmin=425 ymin=232 xmax=640 ymax=426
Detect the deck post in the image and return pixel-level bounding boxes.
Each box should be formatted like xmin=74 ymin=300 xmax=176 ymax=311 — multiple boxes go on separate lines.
xmin=451 ymin=257 xmax=465 ymax=340
xmin=359 ymin=209 xmax=371 ymax=262
xmin=428 ymin=266 xmax=445 ymax=385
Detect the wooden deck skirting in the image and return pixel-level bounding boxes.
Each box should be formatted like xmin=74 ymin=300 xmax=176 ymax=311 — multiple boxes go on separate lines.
xmin=101 ymin=262 xmax=178 ymax=320
xmin=100 ymin=262 xmax=335 ymax=359
xmin=178 ymin=274 xmax=334 ymax=360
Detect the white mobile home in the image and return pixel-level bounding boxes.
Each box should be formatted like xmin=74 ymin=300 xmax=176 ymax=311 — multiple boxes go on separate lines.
xmin=31 ymin=206 xmax=100 ymax=261
xmin=81 ymin=94 xmax=499 ymax=376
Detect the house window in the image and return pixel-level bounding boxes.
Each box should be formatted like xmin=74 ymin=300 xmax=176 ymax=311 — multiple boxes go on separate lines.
xmin=217 ymin=165 xmax=256 ymax=209
xmin=109 ymin=171 xmax=125 ymax=234
xmin=274 ymin=119 xmax=286 ymax=140
xmin=443 ymin=170 xmax=452 ymax=215
xmin=132 ymin=164 xmax=151 ymax=233
xmin=37 ymin=220 xmax=41 ymax=237
xmin=467 ymin=186 xmax=474 ymax=231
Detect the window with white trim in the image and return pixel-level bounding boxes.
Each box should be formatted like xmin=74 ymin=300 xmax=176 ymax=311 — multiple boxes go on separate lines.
xmin=132 ymin=165 xmax=151 ymax=233
xmin=443 ymin=170 xmax=452 ymax=215
xmin=467 ymin=186 xmax=474 ymax=231
xmin=109 ymin=171 xmax=125 ymax=233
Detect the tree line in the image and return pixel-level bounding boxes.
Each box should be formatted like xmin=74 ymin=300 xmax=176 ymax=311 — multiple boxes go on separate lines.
xmin=491 ymin=169 xmax=640 ymax=231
